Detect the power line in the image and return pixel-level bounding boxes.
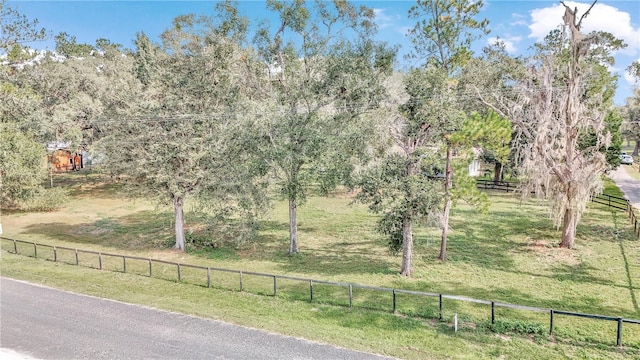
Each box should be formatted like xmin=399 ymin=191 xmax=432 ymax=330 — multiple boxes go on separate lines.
xmin=84 ymin=83 xmax=605 ymax=126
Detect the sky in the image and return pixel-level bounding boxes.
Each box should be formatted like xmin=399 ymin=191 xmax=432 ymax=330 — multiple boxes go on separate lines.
xmin=7 ymin=0 xmax=640 ymax=105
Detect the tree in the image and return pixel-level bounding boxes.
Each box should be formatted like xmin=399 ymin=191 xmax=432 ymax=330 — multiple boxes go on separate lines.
xmin=54 ymin=32 xmax=95 ymax=57
xmin=621 ymin=87 xmax=640 ymax=156
xmin=451 ymin=110 xmax=511 ymax=183
xmin=407 ymin=0 xmax=489 ymax=262
xmin=97 ymin=4 xmax=265 ymax=251
xmin=407 ymin=0 xmax=489 ymax=75
xmin=0 ymin=0 xmax=46 ymax=57
xmin=0 ymin=0 xmax=55 ymax=234
xmin=473 ymin=1 xmax=624 ymax=248
xmin=0 ymin=121 xmax=47 ymax=207
xmin=357 ymin=69 xmax=461 ymax=275
xmin=253 ymin=0 xmax=393 ymax=254
xmin=19 ymin=50 xmax=108 ymax=148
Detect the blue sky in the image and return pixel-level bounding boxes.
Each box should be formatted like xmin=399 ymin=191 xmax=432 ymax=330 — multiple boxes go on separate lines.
xmin=8 ymin=0 xmax=640 ymax=104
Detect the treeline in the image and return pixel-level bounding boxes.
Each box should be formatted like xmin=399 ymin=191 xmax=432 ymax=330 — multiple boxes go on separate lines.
xmin=2 ymin=0 xmax=639 ymax=276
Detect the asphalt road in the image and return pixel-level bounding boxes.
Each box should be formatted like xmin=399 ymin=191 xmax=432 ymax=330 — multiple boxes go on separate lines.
xmin=0 ymin=278 xmax=393 ymax=360
xmin=610 ymin=165 xmax=640 ymax=211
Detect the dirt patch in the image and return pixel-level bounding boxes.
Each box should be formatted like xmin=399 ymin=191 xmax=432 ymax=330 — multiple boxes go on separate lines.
xmin=462 ymin=321 xmax=477 ymax=329
xmin=525 ymin=238 xmax=580 ymax=266
xmin=89 ymin=227 xmax=113 ymax=236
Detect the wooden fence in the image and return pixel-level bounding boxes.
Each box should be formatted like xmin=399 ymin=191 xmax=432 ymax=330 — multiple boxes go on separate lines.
xmin=476 ymin=180 xmax=640 ymax=238
xmin=2 ymin=237 xmax=639 ymax=348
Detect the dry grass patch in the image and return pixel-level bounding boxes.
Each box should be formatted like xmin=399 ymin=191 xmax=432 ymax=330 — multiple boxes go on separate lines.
xmin=523 ymin=238 xmax=581 ymax=266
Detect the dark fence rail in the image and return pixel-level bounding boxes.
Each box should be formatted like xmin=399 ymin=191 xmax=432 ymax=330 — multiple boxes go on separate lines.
xmin=475 ymin=180 xmax=640 ymax=238
xmin=2 ymin=237 xmax=638 ymax=348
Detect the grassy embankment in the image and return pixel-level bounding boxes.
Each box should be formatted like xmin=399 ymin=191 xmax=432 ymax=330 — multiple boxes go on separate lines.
xmin=1 ymin=172 xmax=639 ymax=359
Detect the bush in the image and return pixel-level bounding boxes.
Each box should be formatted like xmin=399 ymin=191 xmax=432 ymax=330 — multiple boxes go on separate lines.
xmin=18 ymin=187 xmax=70 ymax=211
xmin=186 ymin=216 xmax=259 ymax=250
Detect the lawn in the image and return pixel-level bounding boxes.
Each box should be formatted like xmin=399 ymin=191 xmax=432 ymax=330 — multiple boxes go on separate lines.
xmin=2 ymin=171 xmax=640 ymax=359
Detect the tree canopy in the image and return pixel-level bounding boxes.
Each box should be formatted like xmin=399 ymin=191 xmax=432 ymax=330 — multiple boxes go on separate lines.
xmin=96 ymin=3 xmax=266 ymax=251
xmin=471 ymin=0 xmax=625 ymax=248
xmin=253 ymin=0 xmax=394 ymax=254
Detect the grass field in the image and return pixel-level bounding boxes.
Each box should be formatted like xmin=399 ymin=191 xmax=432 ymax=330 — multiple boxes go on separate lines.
xmin=2 ymin=171 xmax=640 ymax=359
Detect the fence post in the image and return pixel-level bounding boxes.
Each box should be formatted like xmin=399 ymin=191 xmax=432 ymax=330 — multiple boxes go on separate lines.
xmin=491 ymin=301 xmax=495 ymax=324
xmin=149 ymin=258 xmax=152 ymax=277
xmin=123 ymin=256 xmax=126 ymax=273
xmin=439 ymin=294 xmax=443 ymax=320
xmin=239 ymin=271 xmax=243 ymax=292
xmin=392 ymin=290 xmax=397 ymax=314
xmin=273 ymin=276 xmax=277 ymax=296
xmin=349 ymin=284 xmax=353 ymax=308
xmin=177 ymin=264 xmax=181 ymax=282
xmin=549 ymin=310 xmax=554 ymax=335
xmin=207 ymin=267 xmax=211 ymax=288
xmin=617 ymin=318 xmax=623 ymax=346
xmin=75 ymin=249 xmax=79 ymax=265
xmin=98 ymin=252 xmax=102 ymax=270
xmin=53 ymin=246 xmax=57 ymax=262
xmin=13 ymin=239 xmax=17 ymax=254
xmin=33 ymin=242 xmax=37 ymax=258
xmin=309 ymin=280 xmax=313 ymax=302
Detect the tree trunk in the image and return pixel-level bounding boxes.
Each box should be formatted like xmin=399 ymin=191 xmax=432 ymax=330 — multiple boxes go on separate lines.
xmin=559 ymin=206 xmax=576 ymax=248
xmin=493 ymin=162 xmax=503 ymax=183
xmin=439 ymin=145 xmax=453 ymax=261
xmin=173 ymin=196 xmax=186 ymax=251
xmin=633 ymin=140 xmax=639 ymax=156
xmin=289 ymin=197 xmax=299 ymax=254
xmin=400 ymin=215 xmax=413 ymax=276
xmin=400 ymin=159 xmax=418 ymax=276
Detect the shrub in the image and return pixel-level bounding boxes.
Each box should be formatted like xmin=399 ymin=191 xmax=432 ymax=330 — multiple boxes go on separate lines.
xmin=489 ymin=319 xmax=546 ymax=336
xmin=18 ymin=187 xmax=70 ymax=211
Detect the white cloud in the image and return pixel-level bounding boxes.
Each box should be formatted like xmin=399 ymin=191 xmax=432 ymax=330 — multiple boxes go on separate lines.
xmin=374 ymin=8 xmax=396 ymax=30
xmin=487 ymin=36 xmax=522 ymax=54
xmin=509 ymin=13 xmax=528 ymax=27
xmin=528 ymin=1 xmax=640 ymax=55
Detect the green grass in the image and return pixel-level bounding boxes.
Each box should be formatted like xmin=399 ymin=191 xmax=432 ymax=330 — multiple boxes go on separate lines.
xmin=603 ymin=177 xmax=627 ymax=198
xmin=2 ymin=172 xmax=640 ymax=359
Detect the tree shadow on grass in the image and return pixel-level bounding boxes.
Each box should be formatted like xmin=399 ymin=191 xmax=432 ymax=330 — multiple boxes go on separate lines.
xmin=271 ymin=245 xmax=398 ymax=276
xmin=47 ymin=172 xmax=128 ymax=199
xmin=245 ymin=220 xmax=398 ymax=276
xmin=440 ymin=227 xmax=638 ymax=300
xmin=428 ymin=207 xmax=556 ymax=272
xmin=550 ymin=262 xmax=612 ymax=284
xmin=22 ymin=210 xmax=175 ymax=250
xmin=618 ymin=240 xmax=640 ymax=315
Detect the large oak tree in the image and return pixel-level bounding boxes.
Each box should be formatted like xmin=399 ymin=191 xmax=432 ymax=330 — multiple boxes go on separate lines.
xmin=253 ymin=0 xmax=393 ymax=254
xmin=97 ymin=4 xmax=266 ymax=251
xmin=473 ymin=1 xmax=625 ymax=248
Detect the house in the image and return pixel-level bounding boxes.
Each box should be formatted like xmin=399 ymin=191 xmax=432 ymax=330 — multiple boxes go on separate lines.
xmin=46 ymin=142 xmax=84 ymax=172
